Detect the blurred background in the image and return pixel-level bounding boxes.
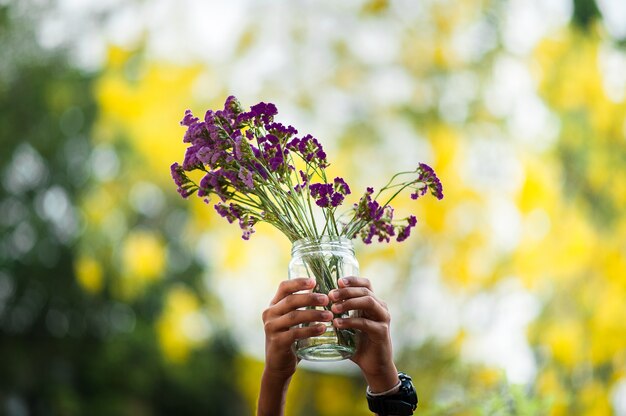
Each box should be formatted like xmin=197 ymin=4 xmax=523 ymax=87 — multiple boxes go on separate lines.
xmin=1 ymin=0 xmax=626 ymax=414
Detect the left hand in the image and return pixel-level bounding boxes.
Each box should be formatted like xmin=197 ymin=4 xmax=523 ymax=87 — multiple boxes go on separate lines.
xmin=329 ymin=276 xmax=399 ymax=393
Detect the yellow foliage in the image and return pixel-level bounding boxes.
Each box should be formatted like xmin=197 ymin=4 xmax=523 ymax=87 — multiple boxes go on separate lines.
xmin=514 ymin=204 xmax=596 ymax=288
xmin=590 ymin=281 xmax=626 ymax=364
xmin=95 ymin=47 xmax=206 ymax=185
xmin=536 ymin=369 xmax=569 ymax=413
xmin=314 ymin=375 xmax=367 ymax=416
xmin=235 ymin=355 xmax=264 ymax=412
xmin=545 ymin=320 xmax=585 ymax=368
xmin=580 ymin=381 xmax=612 ymax=416
xmin=156 ymin=285 xmax=203 ymax=363
xmin=536 ymin=30 xmax=604 ymax=112
xmin=82 ymin=186 xmax=116 ymax=226
xmin=74 ymin=256 xmax=104 ymax=294
xmin=516 ymin=156 xmax=561 ymax=215
xmin=473 ymin=367 xmax=501 ymax=390
xmin=120 ymin=230 xmax=166 ymax=298
xmin=106 ymin=45 xmax=134 ymax=70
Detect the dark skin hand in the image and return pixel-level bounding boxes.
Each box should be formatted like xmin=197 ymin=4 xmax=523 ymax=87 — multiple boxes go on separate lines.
xmin=257 ymin=276 xmax=399 ymax=415
xmin=258 ymin=278 xmax=330 ymax=416
xmin=330 ymin=276 xmax=398 ymax=393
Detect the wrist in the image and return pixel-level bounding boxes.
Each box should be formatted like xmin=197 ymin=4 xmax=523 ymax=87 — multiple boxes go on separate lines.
xmin=363 ymin=363 xmax=399 ymax=394
xmin=261 ymin=368 xmax=293 ymax=387
xmin=257 ymin=371 xmax=292 ymax=416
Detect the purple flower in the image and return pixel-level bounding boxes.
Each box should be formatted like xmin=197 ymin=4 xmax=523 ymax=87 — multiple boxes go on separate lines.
xmin=183 ymin=143 xmax=204 ymax=170
xmin=256 ymin=140 xmax=286 ymax=173
xmin=333 ymin=177 xmax=351 ymax=195
xmin=229 ymin=131 xmax=248 ymax=162
xmin=251 ymin=102 xmax=277 ymax=124
xmin=214 ymin=203 xmax=257 ymax=240
xmin=238 ymin=168 xmax=254 ymax=189
xmin=308 ymin=178 xmax=351 ymax=208
xmin=331 ymin=193 xmax=344 ymax=207
xmin=309 ymin=183 xmax=333 ymax=208
xmin=172 ymin=95 xmax=444 ymax=247
xmin=223 ymin=95 xmax=243 ymax=122
xmin=170 ymin=162 xmax=197 ymax=198
xmin=215 ymin=203 xmax=239 ymax=224
xmin=269 ymin=155 xmax=284 ymax=171
xmin=265 ymin=122 xmax=297 ymax=140
xmin=396 ymin=215 xmax=417 ymax=242
xmin=181 ymin=109 xmax=199 ymax=127
xmin=287 ymin=134 xmax=328 ymax=168
xmin=180 ymin=109 xmax=220 ymax=147
xmin=237 ymin=101 xmax=278 ymax=126
xmin=411 ymin=163 xmax=444 ymax=200
xmin=252 ymin=161 xmax=269 ymax=180
xmin=359 ymin=206 xmax=396 ymax=244
xmin=354 ymin=187 xmax=384 ymax=222
xmin=199 ymin=171 xmax=230 ymax=201
xmin=239 ymin=216 xmax=256 ymax=240
xmin=294 ymin=170 xmax=309 ymax=193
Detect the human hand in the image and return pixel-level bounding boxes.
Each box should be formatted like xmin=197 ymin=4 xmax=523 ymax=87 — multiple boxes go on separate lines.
xmin=258 ymin=278 xmax=332 ymax=415
xmin=329 ymin=276 xmax=399 ymax=393
xmin=261 ymin=277 xmax=332 ymax=380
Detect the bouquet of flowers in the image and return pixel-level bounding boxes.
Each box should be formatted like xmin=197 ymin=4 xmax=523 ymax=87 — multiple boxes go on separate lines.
xmin=171 ymin=96 xmax=443 ymax=359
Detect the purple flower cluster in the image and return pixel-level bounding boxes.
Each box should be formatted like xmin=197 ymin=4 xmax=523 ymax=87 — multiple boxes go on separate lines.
xmin=411 ymin=163 xmax=444 ymax=200
xmin=309 ymin=177 xmax=351 ymax=208
xmin=237 ymin=101 xmax=277 ymax=126
xmin=170 ymin=162 xmax=197 ymax=198
xmin=214 ymin=202 xmax=257 ymax=240
xmin=171 ymin=95 xmax=443 ymax=243
xmin=396 ymin=215 xmax=417 ymax=242
xmin=352 ymin=187 xmax=419 ymax=244
xmin=286 ymin=134 xmax=328 ymax=168
xmin=294 ymin=170 xmax=309 ymax=193
xmin=172 ymin=96 xmax=338 ymax=240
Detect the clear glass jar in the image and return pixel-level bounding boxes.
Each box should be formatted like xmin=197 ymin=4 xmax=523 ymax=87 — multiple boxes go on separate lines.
xmin=288 ymin=236 xmax=360 ymax=361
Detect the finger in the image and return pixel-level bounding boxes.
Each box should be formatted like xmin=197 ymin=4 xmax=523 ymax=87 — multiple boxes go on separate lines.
xmin=270 ymin=278 xmax=316 ymax=305
xmin=271 ymin=292 xmax=329 ymax=316
xmin=328 ymin=286 xmax=375 ymax=302
xmin=334 ymin=317 xmax=389 ymax=338
xmin=272 ymin=323 xmax=327 ymax=346
xmin=338 ymin=276 xmax=373 ymax=290
xmin=331 ymin=296 xmax=389 ymax=322
xmin=265 ymin=309 xmax=333 ymax=333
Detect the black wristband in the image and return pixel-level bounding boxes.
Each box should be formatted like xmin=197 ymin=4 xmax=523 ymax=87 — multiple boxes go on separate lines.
xmin=366 ymin=372 xmax=418 ymax=416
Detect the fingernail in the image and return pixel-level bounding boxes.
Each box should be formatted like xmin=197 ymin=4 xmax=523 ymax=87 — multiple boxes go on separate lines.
xmin=315 ymin=294 xmax=327 ymax=303
xmin=341 ymin=277 xmax=350 ymax=285
xmin=334 ymin=318 xmax=343 ymax=327
xmin=328 ymin=290 xmax=337 ymax=300
xmin=333 ymin=304 xmax=343 ymax=313
xmin=317 ymin=324 xmax=326 ymax=332
xmin=322 ymin=311 xmax=333 ymax=320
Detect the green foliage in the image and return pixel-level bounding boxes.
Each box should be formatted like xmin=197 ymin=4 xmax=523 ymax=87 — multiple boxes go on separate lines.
xmin=0 ymin=5 xmax=246 ymax=415
xmin=572 ymin=0 xmax=601 ymax=29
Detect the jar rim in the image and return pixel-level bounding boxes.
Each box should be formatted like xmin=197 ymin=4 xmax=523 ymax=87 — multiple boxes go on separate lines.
xmin=292 ymin=235 xmax=352 ymax=245
xmin=291 ymin=236 xmax=354 ymax=255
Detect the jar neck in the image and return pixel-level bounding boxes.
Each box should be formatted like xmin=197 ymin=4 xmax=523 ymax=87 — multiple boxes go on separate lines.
xmin=291 ymin=236 xmax=355 ymax=257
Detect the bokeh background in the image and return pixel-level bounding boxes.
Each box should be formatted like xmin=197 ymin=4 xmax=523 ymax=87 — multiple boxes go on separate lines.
xmin=1 ymin=0 xmax=626 ymax=414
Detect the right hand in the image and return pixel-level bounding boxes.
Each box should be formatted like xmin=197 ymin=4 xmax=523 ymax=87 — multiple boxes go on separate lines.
xmin=262 ymin=277 xmax=332 ymax=379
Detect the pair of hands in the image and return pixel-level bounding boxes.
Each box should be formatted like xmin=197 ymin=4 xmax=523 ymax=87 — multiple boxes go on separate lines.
xmin=261 ymin=276 xmax=399 ymax=394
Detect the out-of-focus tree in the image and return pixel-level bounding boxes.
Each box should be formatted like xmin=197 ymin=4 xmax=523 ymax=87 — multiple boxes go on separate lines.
xmin=0 ymin=3 xmax=246 ymax=415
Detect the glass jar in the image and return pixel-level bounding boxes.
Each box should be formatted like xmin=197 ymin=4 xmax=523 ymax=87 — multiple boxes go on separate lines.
xmin=288 ymin=236 xmax=360 ymax=361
